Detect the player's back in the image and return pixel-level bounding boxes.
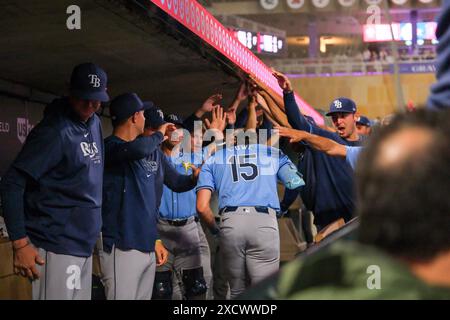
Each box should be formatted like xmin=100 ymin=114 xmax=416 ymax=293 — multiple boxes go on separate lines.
xmin=197 ymin=144 xmax=289 ymax=211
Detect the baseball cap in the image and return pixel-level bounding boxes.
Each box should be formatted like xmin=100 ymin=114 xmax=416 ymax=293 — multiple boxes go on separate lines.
xmin=70 ymin=63 xmax=109 ymax=102
xmin=356 ymin=115 xmax=371 ymax=127
xmin=109 ymin=93 xmax=149 ymax=124
xmin=164 ymin=114 xmax=184 ymax=127
xmin=144 ymin=103 xmax=166 ymax=129
xmin=326 ymin=98 xmax=357 ymax=116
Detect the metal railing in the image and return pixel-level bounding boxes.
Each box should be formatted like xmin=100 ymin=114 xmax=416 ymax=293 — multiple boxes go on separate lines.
xmin=269 ymin=56 xmax=436 ymax=76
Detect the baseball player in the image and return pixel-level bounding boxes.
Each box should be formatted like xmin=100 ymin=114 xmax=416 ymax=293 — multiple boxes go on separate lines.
xmin=0 ymin=63 xmax=109 ymax=299
xmin=272 ymin=70 xmax=364 ymax=231
xmin=196 ymin=141 xmax=304 ymax=299
xmin=152 ymin=113 xmax=211 ymax=300
xmin=356 ymin=116 xmax=372 ymax=136
xmin=99 ymin=94 xmax=197 ymax=300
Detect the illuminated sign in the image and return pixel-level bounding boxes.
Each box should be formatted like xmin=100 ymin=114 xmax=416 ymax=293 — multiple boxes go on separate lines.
xmin=235 ymin=30 xmax=285 ymax=55
xmin=363 ymin=22 xmax=437 ymax=42
xmin=417 ymin=22 xmax=438 ymax=40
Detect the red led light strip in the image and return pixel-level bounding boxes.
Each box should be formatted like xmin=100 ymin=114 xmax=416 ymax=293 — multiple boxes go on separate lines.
xmin=149 ymin=0 xmax=324 ymax=125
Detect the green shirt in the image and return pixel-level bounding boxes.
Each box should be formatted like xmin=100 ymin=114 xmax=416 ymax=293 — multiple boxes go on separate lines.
xmin=275 ymin=241 xmax=450 ymax=300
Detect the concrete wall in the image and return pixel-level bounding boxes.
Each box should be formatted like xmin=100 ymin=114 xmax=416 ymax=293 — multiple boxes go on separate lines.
xmin=291 ymin=73 xmax=436 ymax=119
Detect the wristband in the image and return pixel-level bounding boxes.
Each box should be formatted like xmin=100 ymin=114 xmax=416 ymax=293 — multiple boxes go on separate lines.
xmin=12 ymin=240 xmax=30 ymax=251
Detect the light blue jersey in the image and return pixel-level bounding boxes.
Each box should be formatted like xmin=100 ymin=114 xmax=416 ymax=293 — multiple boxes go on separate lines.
xmin=159 ymin=150 xmax=205 ymax=220
xmin=345 ymin=146 xmax=363 ymax=170
xmin=196 ymin=144 xmax=293 ymax=211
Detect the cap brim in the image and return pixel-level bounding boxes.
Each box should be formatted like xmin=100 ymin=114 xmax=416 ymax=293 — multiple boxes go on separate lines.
xmin=71 ymin=89 xmax=110 ymax=102
xmin=146 ymin=119 xmax=167 ymax=129
xmin=326 ymin=110 xmax=354 ymax=116
xmin=143 ymin=101 xmax=154 ymax=110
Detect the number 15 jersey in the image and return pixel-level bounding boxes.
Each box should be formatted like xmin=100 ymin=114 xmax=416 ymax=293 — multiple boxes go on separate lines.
xmin=196 ymin=144 xmax=292 ymax=211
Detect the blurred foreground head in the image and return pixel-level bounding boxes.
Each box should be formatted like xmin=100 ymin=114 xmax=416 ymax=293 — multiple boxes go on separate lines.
xmin=356 ymin=109 xmax=450 ymax=263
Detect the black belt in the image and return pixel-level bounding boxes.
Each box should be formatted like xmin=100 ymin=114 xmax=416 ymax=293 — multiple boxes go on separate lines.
xmin=165 ymin=216 xmax=198 ymax=226
xmin=219 ymin=206 xmax=271 ymax=215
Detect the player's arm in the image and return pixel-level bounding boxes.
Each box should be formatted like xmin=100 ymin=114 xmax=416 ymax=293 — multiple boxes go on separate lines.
xmin=195 ymin=160 xmax=220 ymax=234
xmin=258 ymin=91 xmax=291 ymax=128
xmin=225 ymin=83 xmax=247 ymax=129
xmin=245 ymin=95 xmax=258 ymax=131
xmin=250 ymin=74 xmax=285 ymax=112
xmin=1 ymin=170 xmax=45 ymax=280
xmin=0 ymin=124 xmax=60 ymax=279
xmin=106 ymin=124 xmax=174 ymax=165
xmin=162 ymin=155 xmax=198 ymax=192
xmin=277 ymin=126 xmax=347 ymax=158
xmin=280 ymin=188 xmax=300 ymax=215
xmin=196 ymin=189 xmax=219 ymax=234
xmin=271 ymin=70 xmax=313 ymax=132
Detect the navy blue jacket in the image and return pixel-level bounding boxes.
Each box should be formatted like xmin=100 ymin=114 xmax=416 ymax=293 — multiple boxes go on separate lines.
xmin=284 ymin=92 xmax=363 ymax=227
xmin=0 ymin=97 xmax=104 ymax=257
xmin=101 ymin=134 xmax=196 ymax=253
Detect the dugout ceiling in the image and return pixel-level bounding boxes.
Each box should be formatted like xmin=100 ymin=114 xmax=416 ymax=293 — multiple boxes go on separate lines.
xmin=0 ymin=0 xmax=242 ymax=116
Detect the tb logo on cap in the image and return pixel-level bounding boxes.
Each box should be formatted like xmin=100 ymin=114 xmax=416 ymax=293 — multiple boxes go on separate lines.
xmin=334 ymin=100 xmax=343 ymax=109
xmin=157 ymin=110 xmax=164 ymax=119
xmin=88 ymin=74 xmax=101 ymax=88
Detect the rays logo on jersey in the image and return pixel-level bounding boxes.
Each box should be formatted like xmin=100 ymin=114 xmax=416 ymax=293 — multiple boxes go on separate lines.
xmin=142 ymin=159 xmax=158 ymax=176
xmin=182 ymin=161 xmax=192 ymax=173
xmin=80 ymin=142 xmax=99 ymax=158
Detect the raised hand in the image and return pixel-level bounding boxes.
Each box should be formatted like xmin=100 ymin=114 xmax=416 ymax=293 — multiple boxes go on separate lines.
xmin=272 ymin=70 xmax=293 ymax=92
xmin=249 ymin=94 xmax=258 ymax=109
xmin=204 ymin=106 xmax=227 ymax=132
xmin=236 ymin=82 xmax=248 ymax=101
xmin=201 ymin=93 xmax=223 ymax=114
xmin=157 ymin=122 xmax=176 ymax=141
xmin=225 ymin=106 xmax=237 ymax=126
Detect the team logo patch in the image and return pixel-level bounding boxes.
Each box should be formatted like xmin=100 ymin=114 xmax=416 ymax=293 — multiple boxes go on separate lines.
xmin=88 ymin=74 xmax=101 ymax=88
xmin=80 ymin=142 xmax=101 ymax=164
xmin=142 ymin=159 xmax=158 ymax=175
xmin=182 ymin=161 xmax=192 ymax=173
xmin=334 ymin=100 xmax=343 ymax=109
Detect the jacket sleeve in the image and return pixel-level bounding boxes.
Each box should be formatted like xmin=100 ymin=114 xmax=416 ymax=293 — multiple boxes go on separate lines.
xmin=284 ymin=91 xmax=342 ymax=142
xmin=161 ymin=156 xmax=197 ymax=192
xmin=105 ymin=133 xmax=164 ymax=166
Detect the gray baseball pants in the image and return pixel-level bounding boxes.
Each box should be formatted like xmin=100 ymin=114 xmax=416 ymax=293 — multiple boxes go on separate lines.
xmin=219 ymin=207 xmax=280 ymax=299
xmin=32 ymin=247 xmax=92 ymax=300
xmin=99 ymin=246 xmax=156 ymax=300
